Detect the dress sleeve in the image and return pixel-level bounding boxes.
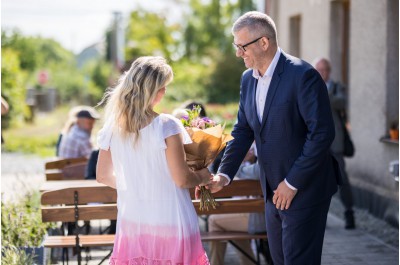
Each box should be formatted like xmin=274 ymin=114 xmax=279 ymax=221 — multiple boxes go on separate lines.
xmin=161 ymin=114 xmax=192 ymax=147
xmin=97 ymin=118 xmax=113 ymax=150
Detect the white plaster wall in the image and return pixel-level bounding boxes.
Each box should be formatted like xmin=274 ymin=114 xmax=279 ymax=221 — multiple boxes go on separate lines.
xmin=272 ymin=0 xmax=331 ymax=63
xmin=347 ymin=0 xmax=398 ymax=200
xmin=267 ymin=0 xmax=398 ymax=202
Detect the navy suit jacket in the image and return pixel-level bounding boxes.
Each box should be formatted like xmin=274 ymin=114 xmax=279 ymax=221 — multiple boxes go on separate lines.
xmin=218 ymin=51 xmax=341 ymax=210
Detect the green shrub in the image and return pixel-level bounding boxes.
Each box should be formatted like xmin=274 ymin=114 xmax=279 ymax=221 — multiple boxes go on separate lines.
xmin=1 ymin=246 xmax=35 ymax=265
xmin=2 ymin=134 xmax=58 ymax=157
xmin=1 ymin=191 xmax=55 ymax=247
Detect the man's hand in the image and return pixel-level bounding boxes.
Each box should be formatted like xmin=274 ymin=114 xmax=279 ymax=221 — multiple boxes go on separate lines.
xmin=195 ymin=174 xmax=229 ymax=199
xmin=273 ymin=180 xmax=298 ymax=210
xmin=209 ymin=174 xmax=229 ymax=193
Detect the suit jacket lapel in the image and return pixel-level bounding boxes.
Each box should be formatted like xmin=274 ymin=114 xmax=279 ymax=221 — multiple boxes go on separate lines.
xmin=251 ymin=77 xmax=261 ymax=131
xmin=260 ymin=53 xmax=285 ymax=131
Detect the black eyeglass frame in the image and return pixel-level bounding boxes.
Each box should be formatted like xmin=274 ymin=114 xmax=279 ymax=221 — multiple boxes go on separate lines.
xmin=232 ymin=36 xmax=269 ymax=52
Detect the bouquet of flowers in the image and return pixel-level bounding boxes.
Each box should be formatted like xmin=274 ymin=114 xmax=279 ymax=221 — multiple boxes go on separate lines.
xmin=180 ymin=106 xmax=233 ymax=210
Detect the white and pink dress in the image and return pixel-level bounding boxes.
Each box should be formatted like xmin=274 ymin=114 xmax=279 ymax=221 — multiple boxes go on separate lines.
xmin=97 ymin=113 xmax=209 ymax=265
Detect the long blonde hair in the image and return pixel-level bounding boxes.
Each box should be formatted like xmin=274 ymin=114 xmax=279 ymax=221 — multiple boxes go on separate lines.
xmin=100 ymin=56 xmax=173 ymax=141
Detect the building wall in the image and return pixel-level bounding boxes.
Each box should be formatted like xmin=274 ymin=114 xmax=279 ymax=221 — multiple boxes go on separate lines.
xmin=347 ymin=0 xmax=398 ymax=222
xmin=266 ymin=0 xmax=399 ymax=224
xmin=268 ymin=0 xmax=331 ymax=64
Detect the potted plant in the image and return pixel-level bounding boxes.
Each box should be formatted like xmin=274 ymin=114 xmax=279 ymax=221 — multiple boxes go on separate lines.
xmin=389 ymin=121 xmax=399 ymax=140
xmin=1 ymin=191 xmax=55 ymax=265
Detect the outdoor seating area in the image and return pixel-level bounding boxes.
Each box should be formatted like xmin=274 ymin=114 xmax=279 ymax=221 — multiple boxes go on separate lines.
xmin=39 ymin=157 xmax=271 ymax=264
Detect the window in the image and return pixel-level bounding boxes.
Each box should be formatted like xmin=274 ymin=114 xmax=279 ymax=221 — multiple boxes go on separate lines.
xmin=289 ymin=15 xmax=301 ymax=57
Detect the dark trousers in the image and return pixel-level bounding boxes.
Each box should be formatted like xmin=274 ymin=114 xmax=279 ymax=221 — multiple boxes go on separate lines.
xmin=335 ymin=154 xmax=354 ymax=211
xmin=265 ymin=198 xmax=331 ymax=265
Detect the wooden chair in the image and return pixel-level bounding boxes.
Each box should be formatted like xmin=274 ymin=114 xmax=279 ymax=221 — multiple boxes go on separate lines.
xmin=45 ymin=157 xmax=88 ymax=181
xmin=41 ymin=186 xmax=116 ymax=265
xmin=190 ymin=179 xmax=268 ymax=264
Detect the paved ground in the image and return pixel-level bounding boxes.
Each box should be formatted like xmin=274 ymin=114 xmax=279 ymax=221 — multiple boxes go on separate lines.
xmin=1 ymin=152 xmax=399 ymax=264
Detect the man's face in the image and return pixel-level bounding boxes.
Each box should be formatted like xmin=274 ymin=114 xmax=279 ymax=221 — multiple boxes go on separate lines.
xmin=77 ymin=118 xmax=95 ymax=133
xmin=233 ymin=28 xmax=266 ymax=71
xmin=315 ymin=61 xmax=331 ymax=83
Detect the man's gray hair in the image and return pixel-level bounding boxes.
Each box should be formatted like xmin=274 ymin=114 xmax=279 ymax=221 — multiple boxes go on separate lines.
xmin=232 ymin=11 xmax=277 ymax=44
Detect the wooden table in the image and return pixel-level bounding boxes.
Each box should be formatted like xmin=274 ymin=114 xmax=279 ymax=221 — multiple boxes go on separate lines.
xmin=40 ymin=180 xmax=105 ymax=192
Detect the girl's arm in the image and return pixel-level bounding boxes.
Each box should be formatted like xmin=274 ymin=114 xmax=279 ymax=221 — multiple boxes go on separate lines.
xmin=96 ymin=149 xmax=116 ymax=189
xmin=165 ymin=134 xmax=212 ymax=188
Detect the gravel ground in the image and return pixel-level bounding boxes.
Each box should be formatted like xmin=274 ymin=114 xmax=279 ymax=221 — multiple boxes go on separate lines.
xmin=329 ymin=193 xmax=399 ymax=248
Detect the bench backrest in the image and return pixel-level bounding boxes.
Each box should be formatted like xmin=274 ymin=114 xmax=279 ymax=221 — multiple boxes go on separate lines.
xmin=45 ymin=157 xmax=88 ymax=181
xmin=41 ymin=179 xmax=264 ymax=223
xmin=41 ymin=186 xmax=117 ymax=222
xmin=190 ymin=179 xmax=265 ymax=215
xmin=45 ymin=157 xmax=88 ymax=170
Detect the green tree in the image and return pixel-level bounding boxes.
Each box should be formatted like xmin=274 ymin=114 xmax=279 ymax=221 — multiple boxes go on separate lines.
xmin=82 ymin=59 xmax=115 ymax=105
xmin=2 ymin=30 xmax=74 ymax=73
xmin=181 ymin=0 xmax=255 ymax=102
xmin=206 ymin=52 xmax=245 ymax=103
xmin=1 ymin=48 xmax=27 ymax=128
xmin=125 ymin=9 xmax=180 ymax=62
xmin=1 ymin=30 xmax=112 ymax=108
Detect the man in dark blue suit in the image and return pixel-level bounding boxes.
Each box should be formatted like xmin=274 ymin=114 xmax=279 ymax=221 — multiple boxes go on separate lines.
xmin=209 ymin=11 xmax=342 ymax=264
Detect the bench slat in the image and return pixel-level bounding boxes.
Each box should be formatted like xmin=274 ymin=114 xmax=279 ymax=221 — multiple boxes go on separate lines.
xmin=45 ymin=157 xmax=88 ymax=170
xmin=45 ymin=171 xmax=64 ymax=181
xmin=194 ymin=198 xmax=265 ymax=215
xmin=42 ymin=204 xmax=117 ymax=222
xmin=189 ymin=179 xmax=263 ymax=199
xmin=43 ymin=235 xmax=115 ymax=248
xmin=41 ymin=186 xmax=117 ymax=205
xmin=200 ymin=231 xmax=266 ymax=241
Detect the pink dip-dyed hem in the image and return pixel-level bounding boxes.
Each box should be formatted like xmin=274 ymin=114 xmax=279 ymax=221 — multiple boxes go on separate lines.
xmin=109 ymin=222 xmax=209 ymax=265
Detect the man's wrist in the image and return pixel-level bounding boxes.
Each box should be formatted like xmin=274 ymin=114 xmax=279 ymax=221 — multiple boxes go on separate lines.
xmin=284 ymin=178 xmax=297 ymax=190
xmin=216 ymin=173 xmax=231 ymax=186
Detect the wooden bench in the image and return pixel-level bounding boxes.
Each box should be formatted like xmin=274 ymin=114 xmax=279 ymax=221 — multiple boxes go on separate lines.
xmin=190 ymin=179 xmax=268 ymax=264
xmin=45 ymin=157 xmax=88 ymax=181
xmin=41 ymin=179 xmax=268 ymax=265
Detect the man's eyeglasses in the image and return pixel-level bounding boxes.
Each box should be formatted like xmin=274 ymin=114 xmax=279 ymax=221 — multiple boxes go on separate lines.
xmin=232 ymin=36 xmax=268 ymax=52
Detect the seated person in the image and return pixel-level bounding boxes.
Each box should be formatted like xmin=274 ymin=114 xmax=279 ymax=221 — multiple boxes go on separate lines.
xmin=208 ymin=144 xmax=266 ymax=265
xmin=58 ymin=106 xmax=99 ymax=159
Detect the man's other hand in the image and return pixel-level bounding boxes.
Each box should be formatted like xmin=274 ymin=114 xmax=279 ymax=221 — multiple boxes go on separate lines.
xmin=273 ymin=180 xmax=298 ymax=210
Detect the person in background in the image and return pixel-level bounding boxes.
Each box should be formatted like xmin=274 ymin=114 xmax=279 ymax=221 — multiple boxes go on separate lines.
xmin=183 ymin=101 xmax=207 ymax=117
xmin=313 ymin=57 xmax=355 ymax=229
xmin=208 ymin=143 xmax=265 ymax=265
xmin=58 ymin=106 xmax=99 ymax=158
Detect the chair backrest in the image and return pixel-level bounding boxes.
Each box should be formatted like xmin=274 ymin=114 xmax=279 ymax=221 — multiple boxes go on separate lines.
xmin=45 ymin=157 xmax=88 ymax=181
xmin=41 ymin=186 xmax=117 ymax=223
xmin=45 ymin=157 xmax=88 ymax=170
xmin=61 ymin=162 xmax=88 ymax=180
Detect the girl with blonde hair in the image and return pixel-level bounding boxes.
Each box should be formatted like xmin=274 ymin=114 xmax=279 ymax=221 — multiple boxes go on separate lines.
xmin=96 ymin=56 xmax=211 ymax=264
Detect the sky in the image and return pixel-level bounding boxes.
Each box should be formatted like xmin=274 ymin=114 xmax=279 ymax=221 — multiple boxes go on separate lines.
xmin=1 ymin=0 xmax=183 ymax=54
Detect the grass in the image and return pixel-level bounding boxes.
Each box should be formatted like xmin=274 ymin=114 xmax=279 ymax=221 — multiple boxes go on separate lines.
xmin=2 ymin=101 xmax=239 ymax=157
xmin=3 ymin=106 xmax=72 ymax=157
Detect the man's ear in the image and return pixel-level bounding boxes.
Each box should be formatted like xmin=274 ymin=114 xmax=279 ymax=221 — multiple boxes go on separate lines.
xmin=260 ymin=37 xmax=270 ymax=51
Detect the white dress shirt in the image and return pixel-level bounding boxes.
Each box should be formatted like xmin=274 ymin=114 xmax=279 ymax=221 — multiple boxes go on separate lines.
xmin=218 ymin=48 xmax=296 ymax=190
xmin=253 ymin=47 xmax=281 ymax=122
